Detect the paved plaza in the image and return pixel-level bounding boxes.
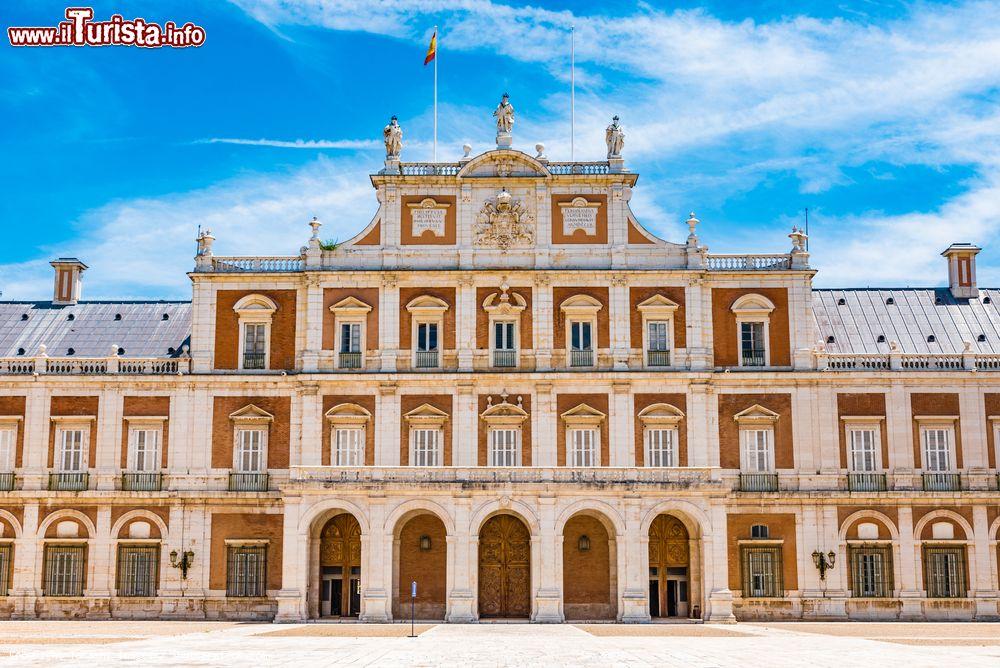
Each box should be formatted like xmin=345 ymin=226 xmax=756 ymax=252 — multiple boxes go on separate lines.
xmin=0 ymin=621 xmax=997 ymax=666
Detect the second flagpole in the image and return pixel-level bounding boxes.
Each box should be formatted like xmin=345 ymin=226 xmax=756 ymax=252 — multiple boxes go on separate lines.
xmin=433 ymin=25 xmax=438 ymax=162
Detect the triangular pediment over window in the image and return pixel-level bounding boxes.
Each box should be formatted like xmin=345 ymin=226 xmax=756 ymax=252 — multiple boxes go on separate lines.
xmin=330 ymin=296 xmax=373 ymax=315
xmin=229 ymin=404 xmax=275 ymax=424
xmin=560 ymin=403 xmax=606 ymax=425
xmin=403 ymin=403 xmax=449 ymax=426
xmin=733 ymin=404 xmax=780 ymax=425
xmin=637 ymin=294 xmax=680 ymax=316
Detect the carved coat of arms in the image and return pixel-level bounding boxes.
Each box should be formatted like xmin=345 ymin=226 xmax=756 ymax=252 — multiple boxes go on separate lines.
xmin=475 ymin=189 xmax=535 ymax=250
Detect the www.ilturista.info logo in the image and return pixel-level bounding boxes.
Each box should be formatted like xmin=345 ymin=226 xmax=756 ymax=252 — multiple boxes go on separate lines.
xmin=8 ymin=7 xmax=206 ymax=48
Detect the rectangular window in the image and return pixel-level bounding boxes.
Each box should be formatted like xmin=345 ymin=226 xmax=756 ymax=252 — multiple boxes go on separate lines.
xmin=416 ymin=322 xmax=438 ymax=352
xmin=489 ymin=428 xmax=519 ymax=467
xmin=411 ymin=429 xmax=440 ymax=467
xmin=242 ymin=323 xmax=267 ymax=369
xmin=741 ymin=429 xmax=773 ymax=472
xmin=44 ymin=545 xmax=86 ymax=597
xmin=922 ymin=428 xmax=953 ymax=472
xmin=740 ymin=545 xmax=783 ymax=598
xmin=570 ymin=321 xmax=593 ymax=351
xmin=226 ymin=545 xmax=267 ymax=597
xmin=0 ymin=428 xmax=14 ymax=471
xmin=236 ymin=429 xmax=265 ymax=473
xmin=924 ymin=546 xmax=967 ymax=598
xmin=848 ymin=428 xmax=879 ymax=472
xmin=334 ymin=428 xmax=364 ymax=466
xmin=0 ymin=544 xmax=11 ymax=596
xmin=740 ymin=321 xmax=766 ymax=366
xmin=340 ymin=322 xmax=362 ymax=353
xmin=128 ymin=428 xmax=161 ymax=473
xmin=849 ymin=545 xmax=893 ymax=598
xmin=645 ymin=428 xmax=676 ymax=467
xmin=494 ymin=321 xmax=516 ymax=351
xmin=647 ymin=321 xmax=670 ymax=351
xmin=58 ymin=429 xmax=85 ymax=472
xmin=569 ymin=428 xmax=597 ymax=467
xmin=116 ymin=545 xmax=159 ymax=598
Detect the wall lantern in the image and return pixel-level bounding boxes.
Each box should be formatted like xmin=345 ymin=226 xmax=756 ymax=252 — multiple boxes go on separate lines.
xmin=419 ymin=534 xmax=432 ymax=551
xmin=170 ymin=549 xmax=195 ymax=579
xmin=811 ymin=550 xmax=836 ymax=580
xmin=578 ymin=534 xmax=591 ymax=553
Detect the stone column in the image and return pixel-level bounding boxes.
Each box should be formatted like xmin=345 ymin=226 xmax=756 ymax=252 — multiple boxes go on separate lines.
xmin=971 ymin=505 xmax=998 ymax=618
xmin=454 ymin=382 xmax=477 ymax=467
xmin=619 ymin=496 xmax=648 ymax=622
xmin=360 ymin=498 xmax=390 ymax=622
xmin=446 ymin=497 xmax=475 ymax=622
xmin=896 ymin=506 xmax=922 ymax=619
xmin=685 ymin=279 xmax=711 ymax=370
xmin=457 ymin=277 xmax=476 ymax=371
xmin=87 ymin=506 xmax=113 ymax=608
xmin=533 ymin=276 xmax=553 ymax=371
xmin=188 ymin=388 xmax=214 ymax=479
xmin=688 ymin=381 xmax=712 ymax=467
xmin=299 ymin=385 xmax=321 ymax=467
xmin=379 ymin=276 xmax=399 ymax=372
xmin=533 ymin=496 xmax=562 ymax=622
xmin=275 ymin=498 xmax=307 ymax=621
xmin=189 ymin=278 xmax=216 ymax=373
xmin=960 ymin=389 xmax=990 ymax=488
xmin=533 ymin=383 xmax=556 ymax=467
xmin=94 ymin=390 xmax=122 ymax=491
xmin=11 ymin=503 xmax=39 ymax=618
xmin=609 ymin=274 xmax=630 ymax=370
xmin=376 ymin=383 xmax=399 ymax=466
xmin=886 ymin=383 xmax=914 ymax=487
xmin=158 ymin=503 xmax=186 ymax=611
xmin=301 ymin=276 xmax=323 ymax=372
xmin=610 ymin=382 xmax=633 ymax=467
xmin=706 ymin=503 xmax=735 ymax=622
xmin=22 ymin=388 xmax=50 ymax=490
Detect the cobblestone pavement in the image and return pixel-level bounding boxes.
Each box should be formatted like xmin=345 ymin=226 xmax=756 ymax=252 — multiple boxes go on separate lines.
xmin=0 ymin=621 xmax=998 ymax=667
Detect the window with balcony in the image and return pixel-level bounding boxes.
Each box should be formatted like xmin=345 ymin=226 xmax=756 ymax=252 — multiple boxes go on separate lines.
xmin=58 ymin=427 xmax=86 ymax=472
xmin=480 ymin=392 xmax=528 ymax=467
xmin=560 ymin=294 xmax=602 ymax=368
xmin=324 ymin=402 xmax=372 ymax=467
xmin=921 ymin=426 xmax=954 ymax=472
xmin=123 ymin=418 xmax=165 ymax=492
xmin=226 ymin=543 xmax=267 ymax=597
xmin=918 ymin=418 xmax=960 ymax=490
xmin=848 ymin=427 xmax=879 ymax=472
xmin=233 ymin=293 xmax=277 ymax=371
xmin=483 ymin=285 xmax=526 ymax=369
xmin=730 ymin=293 xmax=775 ymax=368
xmin=734 ymin=404 xmax=779 ymax=491
xmin=849 ymin=545 xmax=893 ymax=598
xmin=637 ymin=294 xmax=679 ymax=368
xmin=741 ymin=429 xmax=773 ymax=472
xmin=406 ymin=295 xmax=449 ymax=369
xmin=740 ymin=545 xmax=783 ymax=598
xmin=228 ymin=404 xmax=273 ymax=491
xmin=638 ymin=403 xmax=684 ymax=467
xmin=236 ymin=428 xmax=265 ymax=473
xmin=330 ymin=296 xmax=372 ymax=370
xmin=116 ymin=544 xmax=159 ymax=598
xmin=923 ymin=546 xmax=967 ymax=598
xmin=0 ymin=419 xmax=16 ymax=491
xmin=561 ymin=402 xmax=605 ymax=467
xmin=404 ymin=403 xmax=449 ymax=467
xmin=44 ymin=544 xmax=86 ymax=597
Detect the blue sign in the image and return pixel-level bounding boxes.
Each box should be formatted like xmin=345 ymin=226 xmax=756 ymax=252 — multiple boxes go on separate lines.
xmin=411 ymin=581 xmax=417 ymax=598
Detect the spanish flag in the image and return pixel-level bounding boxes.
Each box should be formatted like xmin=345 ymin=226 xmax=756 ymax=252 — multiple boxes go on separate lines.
xmin=424 ymin=29 xmax=437 ymax=65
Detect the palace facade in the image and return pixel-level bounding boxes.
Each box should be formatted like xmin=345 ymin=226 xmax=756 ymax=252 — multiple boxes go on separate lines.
xmin=0 ymin=118 xmax=999 ymax=623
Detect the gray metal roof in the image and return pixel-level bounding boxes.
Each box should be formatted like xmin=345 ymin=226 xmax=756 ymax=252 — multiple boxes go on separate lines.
xmin=812 ymin=288 xmax=1000 ymax=354
xmin=0 ymin=301 xmax=191 ymax=358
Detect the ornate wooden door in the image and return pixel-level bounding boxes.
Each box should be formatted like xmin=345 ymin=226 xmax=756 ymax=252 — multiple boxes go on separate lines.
xmin=478 ymin=515 xmax=531 ymax=618
xmin=320 ymin=513 xmax=362 ymax=617
xmin=648 ymin=515 xmax=689 ymax=617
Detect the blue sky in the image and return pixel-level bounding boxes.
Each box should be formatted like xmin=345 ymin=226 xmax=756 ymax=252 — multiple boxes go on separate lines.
xmin=2 ymin=0 xmax=1000 ymax=299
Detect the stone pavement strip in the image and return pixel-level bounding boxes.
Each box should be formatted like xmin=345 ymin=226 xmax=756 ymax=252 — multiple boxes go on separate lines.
xmin=0 ymin=622 xmax=997 ymax=667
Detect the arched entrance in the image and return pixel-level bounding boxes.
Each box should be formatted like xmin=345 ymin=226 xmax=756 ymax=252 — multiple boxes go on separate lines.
xmin=478 ymin=514 xmax=530 ymax=618
xmin=562 ymin=513 xmax=617 ymax=620
xmin=319 ymin=513 xmax=362 ymax=618
xmin=648 ymin=514 xmax=691 ymax=618
xmin=393 ymin=513 xmax=447 ymax=620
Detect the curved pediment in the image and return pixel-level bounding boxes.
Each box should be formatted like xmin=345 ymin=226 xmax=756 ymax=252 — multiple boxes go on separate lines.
xmin=637 ymin=403 xmax=685 ymax=425
xmin=457 ymin=149 xmax=551 ymax=179
xmin=324 ymin=402 xmax=372 ymax=424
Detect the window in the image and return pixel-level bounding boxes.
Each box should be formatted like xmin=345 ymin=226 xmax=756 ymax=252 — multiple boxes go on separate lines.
xmin=417 ymin=323 xmax=438 ymax=352
xmin=489 ymin=428 xmax=519 ymax=467
xmin=242 ymin=323 xmax=267 ymax=370
xmin=569 ymin=428 xmax=598 ymax=467
xmin=922 ymin=427 xmax=953 ymax=472
xmin=646 ymin=321 xmax=671 ymax=366
xmin=233 ymin=293 xmax=277 ymax=371
xmin=235 ymin=429 xmax=266 ymax=473
xmin=334 ymin=428 xmax=364 ymax=466
xmin=406 ymin=295 xmax=449 ymax=369
xmin=494 ymin=322 xmax=516 ymax=351
xmin=0 ymin=544 xmax=10 ymax=596
xmin=924 ymin=546 xmax=967 ymax=598
xmin=637 ymin=294 xmax=679 ymax=368
xmin=741 ymin=429 xmax=773 ymax=472
xmin=58 ymin=428 xmax=86 ymax=472
xmin=226 ymin=544 xmax=267 ymax=597
xmin=116 ymin=545 xmax=159 ymax=597
xmin=44 ymin=545 xmax=86 ymax=597
xmin=127 ymin=428 xmax=161 ymax=472
xmin=411 ymin=428 xmax=441 ymax=467
xmin=740 ymin=321 xmax=766 ymax=367
xmin=570 ymin=321 xmax=592 ymax=351
xmin=646 ymin=428 xmax=676 ymax=467
xmin=330 ymin=296 xmax=373 ymax=370
xmin=848 ymin=428 xmax=879 ymax=472
xmin=849 ymin=545 xmax=893 ymax=598
xmin=0 ymin=427 xmax=14 ymax=471
xmin=340 ymin=322 xmax=361 ymax=354
xmin=560 ymin=294 xmax=602 ymax=368
xmin=740 ymin=545 xmax=783 ymax=598
xmin=750 ymin=524 xmax=769 ymax=539
xmin=484 ymin=286 xmax=526 ymax=369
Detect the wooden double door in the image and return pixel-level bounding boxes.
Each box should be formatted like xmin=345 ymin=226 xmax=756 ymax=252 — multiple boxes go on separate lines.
xmin=478 ymin=515 xmax=531 ymax=618
xmin=319 ymin=513 xmax=362 ymax=618
xmin=648 ymin=514 xmax=690 ymax=618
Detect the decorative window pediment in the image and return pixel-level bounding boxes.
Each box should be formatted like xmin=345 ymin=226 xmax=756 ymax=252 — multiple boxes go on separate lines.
xmin=406 ymin=295 xmax=450 ymax=316
xmin=637 ymin=294 xmax=680 ymax=317
xmin=638 ymin=403 xmax=685 ymax=426
xmin=233 ymin=294 xmax=278 ymax=317
xmin=403 ymin=403 xmax=449 ymax=428
xmin=329 ymin=296 xmax=373 ymax=317
xmin=480 ymin=392 xmax=529 ymax=426
xmin=229 ymin=404 xmax=275 ymax=424
xmin=733 ymin=404 xmax=780 ymax=425
xmin=324 ymin=403 xmax=372 ymax=427
xmin=559 ymin=294 xmax=603 ymax=316
xmin=730 ymin=293 xmax=775 ymax=316
xmin=561 ymin=403 xmax=606 ymax=427
xmin=483 ymin=285 xmax=527 ymax=316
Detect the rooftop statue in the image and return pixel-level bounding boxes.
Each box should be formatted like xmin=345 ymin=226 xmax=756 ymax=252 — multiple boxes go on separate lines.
xmin=494 ymin=93 xmax=515 ymax=136
xmin=383 ymin=115 xmax=402 ymax=159
xmin=605 ymin=115 xmax=624 ymax=158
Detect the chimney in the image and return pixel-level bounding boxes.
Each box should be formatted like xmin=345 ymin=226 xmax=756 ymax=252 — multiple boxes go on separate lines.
xmin=50 ymin=258 xmax=87 ymax=306
xmin=941 ymin=243 xmax=981 ymax=300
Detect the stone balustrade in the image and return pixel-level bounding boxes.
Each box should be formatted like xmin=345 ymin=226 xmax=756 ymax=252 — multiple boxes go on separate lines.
xmin=815 ymin=350 xmax=1000 ymax=371
xmin=704 ymin=254 xmax=792 ymax=271
xmin=0 ymin=356 xmax=189 ymax=375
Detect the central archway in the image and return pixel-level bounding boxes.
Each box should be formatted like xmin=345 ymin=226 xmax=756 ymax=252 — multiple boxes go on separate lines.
xmin=478 ymin=514 xmax=531 ymax=618
xmin=562 ymin=513 xmax=617 ymax=620
xmin=648 ymin=514 xmax=692 ymax=618
xmin=318 ymin=513 xmax=362 ymax=618
xmin=393 ymin=512 xmax=447 ymax=620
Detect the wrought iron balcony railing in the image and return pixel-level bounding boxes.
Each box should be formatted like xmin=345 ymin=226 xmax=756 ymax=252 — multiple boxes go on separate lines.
xmin=0 ymin=472 xmax=15 ymax=491
xmin=492 ymin=349 xmax=517 ymax=368
xmin=740 ymin=350 xmax=766 ymax=367
xmin=49 ymin=472 xmax=88 ymax=491
xmin=646 ymin=349 xmax=671 ymax=367
xmin=338 ymin=351 xmax=362 ymax=369
xmin=922 ymin=472 xmax=961 ymax=491
xmin=739 ymin=472 xmax=778 ymax=492
xmin=414 ymin=350 xmax=439 ymax=368
xmin=121 ymin=472 xmax=163 ymax=492
xmin=570 ymin=349 xmax=594 ymax=367
xmin=228 ymin=472 xmax=269 ymax=492
xmin=242 ymin=352 xmax=266 ymax=370
xmin=847 ymin=472 xmax=887 ymax=492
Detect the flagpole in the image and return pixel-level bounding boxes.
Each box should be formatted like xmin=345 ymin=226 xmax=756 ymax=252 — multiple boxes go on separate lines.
xmin=570 ymin=25 xmax=575 ymax=162
xmin=433 ymin=25 xmax=438 ymax=162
